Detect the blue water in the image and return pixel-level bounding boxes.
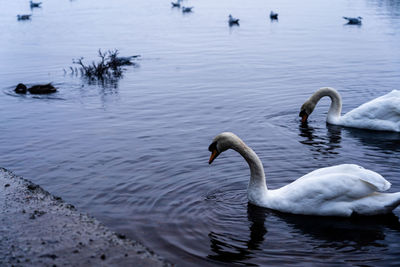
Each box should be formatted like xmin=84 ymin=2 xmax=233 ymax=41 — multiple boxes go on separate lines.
xmin=1 ymin=0 xmax=400 ymax=265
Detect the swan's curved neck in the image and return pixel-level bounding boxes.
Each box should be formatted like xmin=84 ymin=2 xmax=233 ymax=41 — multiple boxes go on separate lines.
xmin=231 ymin=140 xmax=268 ymax=203
xmin=311 ymin=87 xmax=342 ymax=124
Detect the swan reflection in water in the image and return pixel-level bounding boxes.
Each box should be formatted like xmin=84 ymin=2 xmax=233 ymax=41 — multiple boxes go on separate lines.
xmin=299 ymin=122 xmax=400 ymax=155
xmin=344 ymin=127 xmax=400 ymax=153
xmin=208 ymin=204 xmax=400 ymax=265
xmin=298 ymin=123 xmax=342 ymax=156
xmin=207 ymin=204 xmax=267 ymax=263
xmin=279 ymin=211 xmax=400 ymax=247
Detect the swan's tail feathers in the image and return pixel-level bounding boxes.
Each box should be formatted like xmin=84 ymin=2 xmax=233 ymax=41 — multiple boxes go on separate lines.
xmin=384 ymin=193 xmax=400 ymax=213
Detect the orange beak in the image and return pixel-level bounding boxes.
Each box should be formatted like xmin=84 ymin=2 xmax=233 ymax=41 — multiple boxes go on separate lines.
xmin=209 ymin=149 xmax=220 ymax=164
xmin=301 ymin=114 xmax=308 ymax=123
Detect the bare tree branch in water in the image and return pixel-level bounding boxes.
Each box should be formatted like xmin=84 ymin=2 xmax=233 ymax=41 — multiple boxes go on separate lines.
xmin=71 ymin=49 xmax=140 ymax=81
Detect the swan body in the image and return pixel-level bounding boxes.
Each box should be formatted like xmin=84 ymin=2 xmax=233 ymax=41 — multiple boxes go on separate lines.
xmin=299 ymin=87 xmax=400 ymax=132
xmin=228 ymin=14 xmax=240 ymax=25
xmin=208 ymin=132 xmax=400 ymax=216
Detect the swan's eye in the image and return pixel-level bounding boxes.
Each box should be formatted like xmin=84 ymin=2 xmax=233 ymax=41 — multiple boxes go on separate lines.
xmin=208 ymin=141 xmax=217 ymax=152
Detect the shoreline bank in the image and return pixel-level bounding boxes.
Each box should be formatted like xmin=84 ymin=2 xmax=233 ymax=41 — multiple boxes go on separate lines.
xmin=0 ymin=168 xmax=171 ymax=266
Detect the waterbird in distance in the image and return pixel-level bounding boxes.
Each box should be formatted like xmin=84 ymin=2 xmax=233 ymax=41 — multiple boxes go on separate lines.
xmin=17 ymin=14 xmax=32 ymax=20
xmin=15 ymin=83 xmax=57 ymax=94
xmin=270 ymin=11 xmax=278 ymax=20
xmin=182 ymin=6 xmax=193 ymax=13
xmin=228 ymin=14 xmax=240 ymax=25
xmin=343 ymin=16 xmax=362 ymax=25
xmin=30 ymin=1 xmax=42 ymax=8
xmin=171 ymin=1 xmax=180 ymax=8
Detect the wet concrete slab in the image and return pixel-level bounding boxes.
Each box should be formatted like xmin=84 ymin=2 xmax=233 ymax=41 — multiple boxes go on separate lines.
xmin=0 ymin=168 xmax=172 ymax=266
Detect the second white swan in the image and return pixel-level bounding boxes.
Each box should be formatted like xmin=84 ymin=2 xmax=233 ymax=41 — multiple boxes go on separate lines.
xmin=208 ymin=132 xmax=400 ymax=216
xmin=299 ymin=87 xmax=400 ymax=132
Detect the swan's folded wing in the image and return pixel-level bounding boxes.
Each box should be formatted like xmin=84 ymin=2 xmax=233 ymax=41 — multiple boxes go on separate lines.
xmin=341 ymin=90 xmax=400 ymax=132
xmin=293 ymin=164 xmax=390 ymax=194
xmin=358 ymin=168 xmax=391 ymax=192
xmin=269 ymin=164 xmax=393 ymax=216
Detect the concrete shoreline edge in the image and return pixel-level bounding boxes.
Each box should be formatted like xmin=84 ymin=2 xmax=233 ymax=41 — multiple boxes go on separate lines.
xmin=0 ymin=167 xmax=172 ymax=266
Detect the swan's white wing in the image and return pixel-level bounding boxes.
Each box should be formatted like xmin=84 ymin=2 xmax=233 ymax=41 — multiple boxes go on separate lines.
xmin=296 ymin=164 xmax=391 ymax=192
xmin=275 ymin=164 xmax=390 ymax=201
xmin=267 ymin=164 xmax=392 ymax=216
xmin=341 ymin=90 xmax=400 ymax=132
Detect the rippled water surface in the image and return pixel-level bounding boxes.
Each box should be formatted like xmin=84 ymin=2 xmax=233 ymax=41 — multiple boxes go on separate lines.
xmin=1 ymin=0 xmax=400 ymax=265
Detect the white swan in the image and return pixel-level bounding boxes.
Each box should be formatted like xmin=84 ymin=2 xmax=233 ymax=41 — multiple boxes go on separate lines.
xmin=299 ymin=87 xmax=400 ymax=132
xmin=208 ymin=132 xmax=400 ymax=216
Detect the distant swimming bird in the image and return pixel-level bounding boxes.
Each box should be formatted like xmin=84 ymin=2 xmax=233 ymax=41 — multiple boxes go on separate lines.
xmin=299 ymin=87 xmax=400 ymax=132
xmin=270 ymin=11 xmax=278 ymax=20
xmin=182 ymin=6 xmax=193 ymax=13
xmin=111 ymin=55 xmax=140 ymax=66
xmin=30 ymin=1 xmax=42 ymax=8
xmin=17 ymin=14 xmax=32 ymax=20
xmin=343 ymin=16 xmax=362 ymax=25
xmin=171 ymin=1 xmax=180 ymax=7
xmin=15 ymin=83 xmax=57 ymax=94
xmin=228 ymin=14 xmax=240 ymax=25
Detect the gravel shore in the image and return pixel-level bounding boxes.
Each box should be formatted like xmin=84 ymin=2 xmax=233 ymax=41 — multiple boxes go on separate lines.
xmin=0 ymin=168 xmax=172 ymax=266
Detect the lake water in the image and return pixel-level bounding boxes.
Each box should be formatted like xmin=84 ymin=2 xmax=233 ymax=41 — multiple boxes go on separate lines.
xmin=1 ymin=0 xmax=400 ymax=265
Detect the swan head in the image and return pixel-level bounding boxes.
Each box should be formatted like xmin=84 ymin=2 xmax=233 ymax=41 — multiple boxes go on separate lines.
xmin=299 ymin=100 xmax=316 ymax=123
xmin=208 ymin=132 xmax=242 ymax=164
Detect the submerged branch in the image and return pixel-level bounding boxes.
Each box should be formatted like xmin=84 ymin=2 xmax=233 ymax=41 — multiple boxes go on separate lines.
xmin=70 ymin=49 xmax=140 ymax=81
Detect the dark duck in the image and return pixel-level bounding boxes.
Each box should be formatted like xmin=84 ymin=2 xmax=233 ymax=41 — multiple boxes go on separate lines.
xmin=15 ymin=83 xmax=57 ymax=94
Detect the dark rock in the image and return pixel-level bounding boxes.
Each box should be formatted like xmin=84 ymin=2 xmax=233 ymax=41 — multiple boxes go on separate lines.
xmin=39 ymin=254 xmax=58 ymax=260
xmin=117 ymin=233 xmax=126 ymax=239
xmin=4 ymin=183 xmax=10 ymax=187
xmin=27 ymin=184 xmax=38 ymax=191
xmin=33 ymin=210 xmax=46 ymax=217
xmin=65 ymin=204 xmax=75 ymax=210
xmin=100 ymin=254 xmax=106 ymax=260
